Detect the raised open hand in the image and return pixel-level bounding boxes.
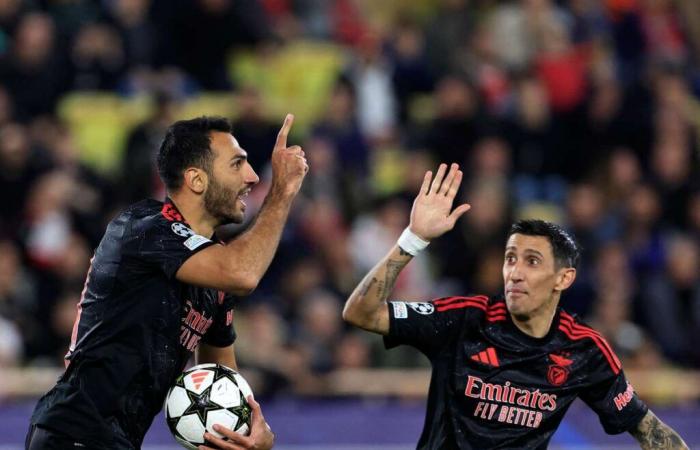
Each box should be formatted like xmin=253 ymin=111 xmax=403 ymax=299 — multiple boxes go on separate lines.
xmin=409 ymin=163 xmax=471 ymax=241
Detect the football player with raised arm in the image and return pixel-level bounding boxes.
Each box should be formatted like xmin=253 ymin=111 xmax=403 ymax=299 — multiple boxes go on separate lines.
xmin=27 ymin=115 xmax=307 ymax=450
xmin=343 ymin=163 xmax=688 ymax=449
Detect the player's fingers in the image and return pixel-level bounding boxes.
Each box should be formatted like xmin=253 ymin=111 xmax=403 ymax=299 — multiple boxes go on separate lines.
xmin=439 ymin=163 xmax=459 ymax=195
xmin=448 ymin=203 xmax=471 ymax=224
xmin=247 ymin=395 xmax=266 ymax=422
xmin=446 ymin=170 xmax=463 ymax=199
xmin=274 ymin=114 xmax=294 ymax=150
xmin=430 ymin=164 xmax=447 ymax=194
xmin=419 ymin=171 xmax=432 ymax=195
xmin=211 ymin=424 xmax=251 ymax=441
xmin=204 ymin=430 xmax=248 ymax=449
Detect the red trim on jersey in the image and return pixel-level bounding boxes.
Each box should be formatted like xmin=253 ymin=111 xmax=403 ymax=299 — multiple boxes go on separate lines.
xmin=433 ymin=295 xmax=488 ymax=306
xmin=161 ymin=201 xmax=184 ymax=222
xmin=559 ymin=314 xmax=621 ymax=374
xmin=436 ymin=300 xmax=487 ymax=312
xmin=486 ymin=315 xmax=507 ymax=322
xmin=560 ymin=320 xmax=622 ymax=370
xmin=560 ymin=313 xmax=621 ymax=367
xmin=559 ymin=317 xmax=618 ymax=359
xmin=481 ymin=301 xmax=507 ymax=322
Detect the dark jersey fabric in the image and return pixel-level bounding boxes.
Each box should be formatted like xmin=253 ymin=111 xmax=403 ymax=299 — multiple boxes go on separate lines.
xmin=30 ymin=198 xmax=238 ymax=449
xmin=385 ymin=295 xmax=648 ymax=450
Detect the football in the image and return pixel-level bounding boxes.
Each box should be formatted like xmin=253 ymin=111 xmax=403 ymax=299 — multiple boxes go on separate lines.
xmin=164 ymin=363 xmax=253 ymax=449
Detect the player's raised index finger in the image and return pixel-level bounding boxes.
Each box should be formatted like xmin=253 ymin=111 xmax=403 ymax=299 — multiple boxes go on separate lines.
xmin=275 ymin=114 xmax=294 ymax=149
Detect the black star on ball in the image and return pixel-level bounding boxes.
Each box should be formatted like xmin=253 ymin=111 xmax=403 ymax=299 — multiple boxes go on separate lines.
xmin=182 ymin=386 xmax=221 ymax=425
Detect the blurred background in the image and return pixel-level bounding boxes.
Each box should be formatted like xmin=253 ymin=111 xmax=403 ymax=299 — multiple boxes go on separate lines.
xmin=0 ymin=0 xmax=699 ymax=448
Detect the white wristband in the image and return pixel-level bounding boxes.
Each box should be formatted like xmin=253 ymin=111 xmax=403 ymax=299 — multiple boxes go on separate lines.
xmin=397 ymin=227 xmax=430 ymax=256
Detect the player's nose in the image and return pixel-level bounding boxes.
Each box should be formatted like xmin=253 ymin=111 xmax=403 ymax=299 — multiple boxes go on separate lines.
xmin=508 ymin=264 xmax=525 ymax=282
xmin=245 ymin=165 xmax=260 ymax=185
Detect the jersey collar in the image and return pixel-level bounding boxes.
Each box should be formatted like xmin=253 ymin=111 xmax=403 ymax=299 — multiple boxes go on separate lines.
xmin=161 ymin=197 xmax=190 ymax=226
xmin=504 ymin=306 xmax=562 ymax=346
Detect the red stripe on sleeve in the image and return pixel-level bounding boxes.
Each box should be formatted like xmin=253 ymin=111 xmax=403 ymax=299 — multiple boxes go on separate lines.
xmin=433 ymin=295 xmax=488 ymax=306
xmin=436 ymin=300 xmax=488 ymax=312
xmin=560 ymin=319 xmax=622 ymax=370
xmin=559 ymin=319 xmax=621 ymax=374
xmin=486 ymin=315 xmax=507 ymax=322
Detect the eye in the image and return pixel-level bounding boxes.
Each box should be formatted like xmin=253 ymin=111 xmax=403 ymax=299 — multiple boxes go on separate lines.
xmin=505 ymin=255 xmax=516 ymax=264
xmin=528 ymin=257 xmax=540 ymax=266
xmin=231 ymin=159 xmax=243 ymax=169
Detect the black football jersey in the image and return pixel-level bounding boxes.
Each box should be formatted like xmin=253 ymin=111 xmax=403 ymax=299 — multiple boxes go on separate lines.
xmin=385 ymin=295 xmax=648 ymax=449
xmin=30 ymin=198 xmax=238 ymax=449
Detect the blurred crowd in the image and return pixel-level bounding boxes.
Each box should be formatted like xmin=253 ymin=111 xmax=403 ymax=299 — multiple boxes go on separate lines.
xmin=2 ymin=0 xmax=700 ymax=397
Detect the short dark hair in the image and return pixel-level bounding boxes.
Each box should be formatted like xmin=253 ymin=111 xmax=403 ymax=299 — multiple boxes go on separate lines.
xmin=508 ymin=219 xmax=581 ymax=269
xmin=157 ymin=116 xmax=232 ymax=190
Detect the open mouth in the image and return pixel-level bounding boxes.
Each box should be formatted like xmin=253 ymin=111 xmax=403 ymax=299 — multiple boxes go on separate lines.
xmin=237 ymin=190 xmax=250 ymax=207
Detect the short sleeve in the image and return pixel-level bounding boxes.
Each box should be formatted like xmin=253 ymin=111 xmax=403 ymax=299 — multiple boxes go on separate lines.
xmin=128 ymin=218 xmax=216 ymax=279
xmin=580 ymin=367 xmax=648 ymax=434
xmin=384 ymin=296 xmax=479 ymax=358
xmin=202 ymin=293 xmax=237 ymax=347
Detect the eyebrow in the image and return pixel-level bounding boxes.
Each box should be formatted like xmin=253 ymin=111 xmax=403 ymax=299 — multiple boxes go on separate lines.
xmin=230 ymin=154 xmax=248 ymax=163
xmin=505 ymin=246 xmax=545 ymax=258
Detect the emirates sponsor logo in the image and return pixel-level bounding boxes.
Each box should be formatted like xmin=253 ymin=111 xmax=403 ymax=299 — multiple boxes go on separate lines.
xmin=465 ymin=375 xmax=558 ymax=429
xmin=179 ymin=300 xmax=214 ymax=351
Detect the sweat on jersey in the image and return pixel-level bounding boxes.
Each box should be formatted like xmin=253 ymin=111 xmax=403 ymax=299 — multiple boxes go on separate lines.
xmin=30 ymin=198 xmax=238 ymax=449
xmin=385 ymin=295 xmax=648 ymax=450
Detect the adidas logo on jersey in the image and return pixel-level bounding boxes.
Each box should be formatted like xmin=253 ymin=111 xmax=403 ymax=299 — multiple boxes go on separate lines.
xmin=470 ymin=347 xmax=500 ymax=367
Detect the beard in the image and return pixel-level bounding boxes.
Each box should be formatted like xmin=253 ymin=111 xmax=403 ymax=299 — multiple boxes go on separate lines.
xmin=204 ymin=174 xmax=244 ymax=225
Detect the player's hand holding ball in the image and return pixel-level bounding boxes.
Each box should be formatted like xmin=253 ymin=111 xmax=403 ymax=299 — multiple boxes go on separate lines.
xmin=164 ymin=364 xmax=273 ymax=450
xmin=200 ymin=396 xmax=274 ymax=450
xmin=269 ymin=113 xmax=308 ymax=198
xmin=409 ymin=163 xmax=471 ymax=241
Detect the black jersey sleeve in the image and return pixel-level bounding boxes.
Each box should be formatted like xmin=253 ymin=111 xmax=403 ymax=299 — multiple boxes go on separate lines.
xmin=128 ymin=217 xmax=216 ymax=279
xmin=579 ymin=361 xmax=649 ymax=434
xmin=384 ymin=296 xmax=482 ymax=358
xmin=202 ymin=293 xmax=237 ymax=347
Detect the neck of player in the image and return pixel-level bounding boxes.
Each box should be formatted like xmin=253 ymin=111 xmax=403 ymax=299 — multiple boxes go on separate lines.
xmin=169 ymin=193 xmax=217 ymax=239
xmin=509 ymin=294 xmax=559 ymax=338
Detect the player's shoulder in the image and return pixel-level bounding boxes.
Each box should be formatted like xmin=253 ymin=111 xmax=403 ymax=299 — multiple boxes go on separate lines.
xmin=101 ymin=198 xmax=183 ymax=246
xmin=118 ymin=198 xmax=184 ymax=235
xmin=557 ymin=308 xmax=622 ymax=374
xmin=558 ymin=308 xmax=601 ymax=336
xmin=429 ymin=294 xmax=504 ymax=315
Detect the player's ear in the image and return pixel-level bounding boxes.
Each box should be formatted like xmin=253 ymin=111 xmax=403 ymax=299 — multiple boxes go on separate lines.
xmin=183 ymin=167 xmax=208 ymax=195
xmin=554 ymin=267 xmax=576 ymax=292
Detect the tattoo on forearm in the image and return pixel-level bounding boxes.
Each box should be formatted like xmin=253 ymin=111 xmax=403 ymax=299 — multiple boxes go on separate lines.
xmin=380 ymin=259 xmax=404 ymax=298
xmin=398 ymin=247 xmax=411 ymax=256
xmin=359 ymin=277 xmax=377 ymax=296
xmin=631 ymin=412 xmax=688 ymax=450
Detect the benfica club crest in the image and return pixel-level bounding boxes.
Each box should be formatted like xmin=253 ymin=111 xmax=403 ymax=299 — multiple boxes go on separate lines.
xmin=547 ymin=353 xmax=573 ymax=386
